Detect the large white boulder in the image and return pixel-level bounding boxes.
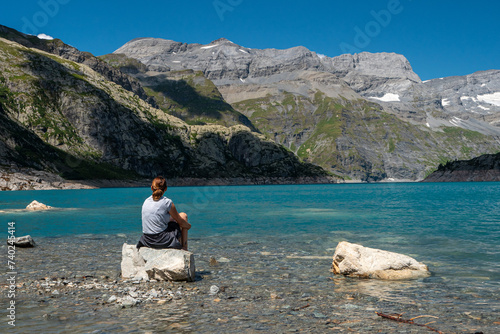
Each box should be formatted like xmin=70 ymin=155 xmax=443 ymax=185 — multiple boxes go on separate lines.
xmin=332 ymin=241 xmax=430 ymax=280
xmin=26 ymin=200 xmax=52 ymax=211
xmin=121 ymin=243 xmax=195 ymax=282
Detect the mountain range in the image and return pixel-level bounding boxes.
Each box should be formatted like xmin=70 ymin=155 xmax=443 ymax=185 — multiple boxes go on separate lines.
xmin=112 ymin=37 xmax=500 ymax=181
xmin=0 ymin=25 xmax=329 ymax=190
xmin=1 ymin=24 xmax=499 ymax=189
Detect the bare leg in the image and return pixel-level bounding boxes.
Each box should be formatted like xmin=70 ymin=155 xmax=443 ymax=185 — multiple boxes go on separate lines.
xmin=178 ymin=212 xmax=188 ymax=251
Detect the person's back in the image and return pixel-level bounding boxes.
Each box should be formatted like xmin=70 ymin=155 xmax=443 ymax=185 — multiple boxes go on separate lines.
xmin=142 ymin=195 xmax=172 ymax=234
xmin=137 ymin=176 xmax=191 ymax=250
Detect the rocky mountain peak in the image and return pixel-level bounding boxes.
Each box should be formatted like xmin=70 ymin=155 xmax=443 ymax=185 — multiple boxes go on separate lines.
xmin=114 ymin=37 xmax=420 ymax=86
xmin=209 ymin=37 xmax=236 ymax=45
xmin=329 ymin=52 xmax=421 ymax=82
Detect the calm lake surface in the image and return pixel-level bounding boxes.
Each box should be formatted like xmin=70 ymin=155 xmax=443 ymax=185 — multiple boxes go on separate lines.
xmin=1 ymin=182 xmax=499 ymax=333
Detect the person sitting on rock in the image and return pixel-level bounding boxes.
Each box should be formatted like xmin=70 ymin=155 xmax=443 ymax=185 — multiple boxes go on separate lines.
xmin=137 ymin=176 xmax=191 ymax=251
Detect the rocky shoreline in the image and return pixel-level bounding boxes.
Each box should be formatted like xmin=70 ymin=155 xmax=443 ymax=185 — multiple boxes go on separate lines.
xmin=423 ymin=152 xmax=500 ymax=182
xmin=0 ymin=166 xmax=96 ymax=191
xmin=1 ymin=166 xmax=427 ymax=191
xmin=0 ymin=166 xmax=341 ymax=191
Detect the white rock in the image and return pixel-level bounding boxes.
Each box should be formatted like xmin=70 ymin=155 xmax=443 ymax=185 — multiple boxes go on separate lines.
xmin=121 ymin=295 xmax=138 ymax=308
xmin=121 ymin=243 xmax=195 ymax=282
xmin=209 ymin=285 xmax=220 ymax=295
xmin=9 ymin=235 xmax=36 ymax=248
xmin=332 ymin=241 xmax=430 ymax=280
xmin=120 ymin=244 xmax=148 ymax=280
xmin=25 ymin=200 xmax=52 ymax=211
xmin=107 ymin=295 xmax=117 ymax=303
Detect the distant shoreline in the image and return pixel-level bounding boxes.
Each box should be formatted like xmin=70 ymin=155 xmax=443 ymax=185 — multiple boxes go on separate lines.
xmin=1 ymin=169 xmax=341 ymax=191
xmin=1 ymin=166 xmax=427 ymax=191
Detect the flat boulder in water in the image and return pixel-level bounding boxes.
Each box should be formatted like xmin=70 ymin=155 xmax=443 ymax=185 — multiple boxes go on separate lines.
xmin=121 ymin=243 xmax=195 ymax=282
xmin=332 ymin=241 xmax=430 ymax=280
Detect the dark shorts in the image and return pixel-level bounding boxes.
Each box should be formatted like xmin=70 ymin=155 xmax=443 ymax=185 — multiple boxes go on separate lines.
xmin=137 ymin=221 xmax=182 ymax=249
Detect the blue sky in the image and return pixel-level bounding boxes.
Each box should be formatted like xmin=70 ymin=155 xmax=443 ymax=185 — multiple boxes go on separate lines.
xmin=1 ymin=0 xmax=499 ymax=80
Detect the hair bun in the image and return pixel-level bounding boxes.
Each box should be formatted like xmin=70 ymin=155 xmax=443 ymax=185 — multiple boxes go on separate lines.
xmin=151 ymin=176 xmax=167 ymax=201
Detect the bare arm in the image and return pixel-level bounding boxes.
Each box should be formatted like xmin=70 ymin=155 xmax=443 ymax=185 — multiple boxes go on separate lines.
xmin=169 ymin=203 xmax=191 ymax=230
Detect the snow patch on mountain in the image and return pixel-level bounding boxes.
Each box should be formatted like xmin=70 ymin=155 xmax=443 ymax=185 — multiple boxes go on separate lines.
xmin=477 ymin=92 xmax=500 ymax=106
xmin=201 ymin=44 xmax=219 ymax=49
xmin=461 ymin=96 xmax=478 ymax=103
xmin=369 ymin=93 xmax=400 ymax=102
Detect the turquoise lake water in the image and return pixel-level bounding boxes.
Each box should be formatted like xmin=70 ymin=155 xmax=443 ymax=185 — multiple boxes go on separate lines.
xmin=2 ymin=182 xmax=499 ymax=283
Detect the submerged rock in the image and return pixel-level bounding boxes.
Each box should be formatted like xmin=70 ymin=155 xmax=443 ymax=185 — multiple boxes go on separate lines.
xmin=26 ymin=200 xmax=52 ymax=211
xmin=209 ymin=285 xmax=220 ymax=295
xmin=120 ymin=295 xmax=138 ymax=308
xmin=121 ymin=243 xmax=195 ymax=282
xmin=332 ymin=241 xmax=430 ymax=280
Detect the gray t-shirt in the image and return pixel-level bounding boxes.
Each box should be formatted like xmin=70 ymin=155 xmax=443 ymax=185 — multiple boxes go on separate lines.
xmin=141 ymin=196 xmax=173 ymax=234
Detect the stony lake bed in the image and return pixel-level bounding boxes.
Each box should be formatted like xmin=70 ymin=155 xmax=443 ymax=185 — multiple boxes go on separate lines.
xmin=2 ymin=234 xmax=499 ymax=334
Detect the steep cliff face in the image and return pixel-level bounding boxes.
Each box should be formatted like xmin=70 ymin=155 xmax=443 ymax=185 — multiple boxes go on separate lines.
xmin=115 ymin=37 xmax=500 ymax=181
xmin=0 ymin=31 xmax=329 ymax=185
xmin=114 ymin=38 xmax=420 ymax=85
xmin=423 ymin=152 xmax=500 ymax=182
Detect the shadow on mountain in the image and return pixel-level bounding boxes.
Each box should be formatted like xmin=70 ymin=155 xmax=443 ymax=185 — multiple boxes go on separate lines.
xmin=148 ymin=78 xmax=258 ymax=131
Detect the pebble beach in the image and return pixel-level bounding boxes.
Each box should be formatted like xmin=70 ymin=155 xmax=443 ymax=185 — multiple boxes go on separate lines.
xmin=2 ymin=234 xmax=498 ymax=333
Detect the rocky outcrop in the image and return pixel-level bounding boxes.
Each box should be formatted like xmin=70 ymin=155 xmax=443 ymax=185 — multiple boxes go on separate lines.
xmin=332 ymin=241 xmax=430 ymax=280
xmin=423 ymin=152 xmax=500 ymax=182
xmin=25 ymin=200 xmax=52 ymax=210
xmin=121 ymin=243 xmax=195 ymax=282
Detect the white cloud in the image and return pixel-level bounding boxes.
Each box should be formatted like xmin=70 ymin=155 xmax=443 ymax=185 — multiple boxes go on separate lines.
xmin=37 ymin=33 xmax=54 ymax=40
xmin=477 ymin=92 xmax=500 ymax=106
xmin=369 ymin=93 xmax=400 ymax=102
xmin=442 ymin=98 xmax=450 ymax=106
